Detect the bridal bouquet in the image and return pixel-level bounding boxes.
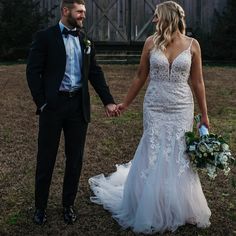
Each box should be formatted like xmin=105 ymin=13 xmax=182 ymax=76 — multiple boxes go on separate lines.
xmin=185 ymin=115 xmax=235 ymax=179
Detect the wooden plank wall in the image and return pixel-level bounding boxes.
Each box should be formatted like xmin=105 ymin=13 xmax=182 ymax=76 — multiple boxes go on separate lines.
xmin=85 ymin=0 xmax=129 ymax=42
xmin=40 ymin=0 xmax=60 ymax=24
xmin=41 ymin=0 xmax=228 ymax=43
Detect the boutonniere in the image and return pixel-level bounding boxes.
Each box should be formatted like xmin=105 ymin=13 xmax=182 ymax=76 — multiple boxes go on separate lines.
xmin=84 ymin=38 xmax=91 ymax=54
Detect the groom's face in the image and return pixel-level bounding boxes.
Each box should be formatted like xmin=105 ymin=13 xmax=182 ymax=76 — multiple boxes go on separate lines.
xmin=66 ymin=3 xmax=86 ymax=28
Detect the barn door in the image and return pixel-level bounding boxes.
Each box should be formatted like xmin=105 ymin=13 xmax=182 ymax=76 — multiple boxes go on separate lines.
xmin=85 ymin=0 xmax=129 ymax=43
xmin=85 ymin=0 xmax=190 ymax=44
xmin=131 ymin=0 xmax=157 ymax=42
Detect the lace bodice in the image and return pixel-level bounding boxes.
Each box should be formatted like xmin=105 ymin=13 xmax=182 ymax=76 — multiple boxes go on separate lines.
xmin=149 ymin=41 xmax=193 ymax=83
xmin=144 ymin=43 xmax=194 ymax=115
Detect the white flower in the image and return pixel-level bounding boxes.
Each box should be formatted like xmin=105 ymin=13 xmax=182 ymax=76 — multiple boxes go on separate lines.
xmin=207 ymin=164 xmax=217 ymax=179
xmin=213 ymin=142 xmax=221 ymax=151
xmin=84 ymin=39 xmax=91 ymax=54
xmin=222 ymin=155 xmax=228 ymax=162
xmin=84 ymin=39 xmax=91 ymax=47
xmin=213 ymin=152 xmax=218 ymax=157
xmin=218 ymin=152 xmax=224 ymax=159
xmin=84 ymin=46 xmax=91 ymax=54
xmin=225 ymin=151 xmax=232 ymax=156
xmin=198 ymin=143 xmax=207 ymax=153
xmin=189 ymin=145 xmax=196 ymax=151
xmin=223 ymin=167 xmax=231 ymax=176
xmin=222 ymin=143 xmax=229 ymax=151
xmin=219 ymin=154 xmax=228 ymax=165
xmin=208 ymin=148 xmax=213 ymax=153
xmin=208 ymin=172 xmax=217 ymax=179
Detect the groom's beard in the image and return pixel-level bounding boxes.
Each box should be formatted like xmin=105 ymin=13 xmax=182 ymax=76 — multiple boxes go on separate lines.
xmin=67 ymin=13 xmax=83 ymax=29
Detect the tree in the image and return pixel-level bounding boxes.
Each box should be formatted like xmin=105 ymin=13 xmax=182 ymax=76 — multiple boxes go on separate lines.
xmin=192 ymin=0 xmax=236 ymax=61
xmin=210 ymin=0 xmax=236 ymax=60
xmin=0 ymin=0 xmax=57 ymax=60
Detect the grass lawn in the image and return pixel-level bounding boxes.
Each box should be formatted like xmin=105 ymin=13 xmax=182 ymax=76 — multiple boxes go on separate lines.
xmin=0 ymin=64 xmax=235 ymax=235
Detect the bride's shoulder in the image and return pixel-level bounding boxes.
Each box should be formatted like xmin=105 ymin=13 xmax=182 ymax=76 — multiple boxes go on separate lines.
xmin=144 ymin=35 xmax=155 ymax=52
xmin=184 ymin=36 xmax=200 ymax=48
xmin=188 ymin=37 xmax=201 ymax=55
xmin=182 ymin=36 xmax=201 ymax=55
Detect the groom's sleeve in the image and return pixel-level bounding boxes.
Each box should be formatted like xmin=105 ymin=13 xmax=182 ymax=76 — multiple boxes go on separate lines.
xmin=26 ymin=30 xmax=47 ymax=112
xmin=88 ymin=42 xmax=115 ymax=106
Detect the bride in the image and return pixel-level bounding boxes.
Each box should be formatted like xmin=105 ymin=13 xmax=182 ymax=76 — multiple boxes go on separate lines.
xmin=89 ymin=1 xmax=211 ymax=234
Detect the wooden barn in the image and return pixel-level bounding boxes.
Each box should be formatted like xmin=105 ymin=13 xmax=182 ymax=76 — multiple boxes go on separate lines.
xmin=41 ymin=0 xmax=228 ymax=45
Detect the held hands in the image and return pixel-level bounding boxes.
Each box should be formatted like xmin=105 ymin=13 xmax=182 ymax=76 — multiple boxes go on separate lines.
xmin=104 ymin=103 xmax=128 ymax=117
xmin=116 ymin=103 xmax=128 ymax=113
xmin=105 ymin=104 xmax=120 ymax=117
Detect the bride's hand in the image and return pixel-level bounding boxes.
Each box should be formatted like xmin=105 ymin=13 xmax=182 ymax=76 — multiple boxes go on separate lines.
xmin=117 ymin=103 xmax=128 ymax=113
xmin=200 ymin=114 xmax=210 ymax=129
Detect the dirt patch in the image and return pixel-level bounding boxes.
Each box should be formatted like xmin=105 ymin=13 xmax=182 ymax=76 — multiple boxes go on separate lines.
xmin=0 ymin=64 xmax=235 ymax=235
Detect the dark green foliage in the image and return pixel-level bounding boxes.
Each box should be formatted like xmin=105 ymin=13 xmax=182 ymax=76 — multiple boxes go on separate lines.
xmin=210 ymin=0 xmax=236 ymax=60
xmin=0 ymin=0 xmax=57 ymax=60
xmin=195 ymin=0 xmax=236 ymax=60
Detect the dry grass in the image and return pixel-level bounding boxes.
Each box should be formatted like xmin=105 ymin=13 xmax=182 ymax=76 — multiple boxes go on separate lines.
xmin=0 ymin=64 xmax=235 ymax=236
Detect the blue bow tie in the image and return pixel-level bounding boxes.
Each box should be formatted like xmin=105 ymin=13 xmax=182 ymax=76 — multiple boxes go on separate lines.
xmin=62 ymin=28 xmax=79 ymax=37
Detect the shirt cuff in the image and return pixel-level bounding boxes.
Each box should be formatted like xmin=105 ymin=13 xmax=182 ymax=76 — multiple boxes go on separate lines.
xmin=40 ymin=103 xmax=47 ymax=112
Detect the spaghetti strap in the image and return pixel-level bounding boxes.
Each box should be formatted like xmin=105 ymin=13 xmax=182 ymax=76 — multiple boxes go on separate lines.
xmin=188 ymin=38 xmax=194 ymax=49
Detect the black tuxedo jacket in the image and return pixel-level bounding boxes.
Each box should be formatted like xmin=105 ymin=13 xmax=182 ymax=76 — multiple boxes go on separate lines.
xmin=26 ymin=24 xmax=115 ymax=122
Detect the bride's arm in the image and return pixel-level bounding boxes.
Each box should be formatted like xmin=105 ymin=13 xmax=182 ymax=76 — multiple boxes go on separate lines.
xmin=190 ymin=39 xmax=209 ymax=128
xmin=118 ymin=37 xmax=152 ymax=111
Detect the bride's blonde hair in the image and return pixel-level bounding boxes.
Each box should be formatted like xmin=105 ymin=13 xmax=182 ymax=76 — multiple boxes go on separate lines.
xmin=153 ymin=1 xmax=186 ymax=51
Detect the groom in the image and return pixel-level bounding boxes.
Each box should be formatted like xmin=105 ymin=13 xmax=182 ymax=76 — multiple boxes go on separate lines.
xmin=26 ymin=0 xmax=117 ymax=225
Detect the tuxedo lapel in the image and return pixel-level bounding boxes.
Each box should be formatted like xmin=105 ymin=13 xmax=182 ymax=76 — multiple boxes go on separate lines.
xmin=78 ymin=33 xmax=87 ymax=83
xmin=78 ymin=33 xmax=85 ymax=65
xmin=53 ymin=24 xmax=66 ymax=57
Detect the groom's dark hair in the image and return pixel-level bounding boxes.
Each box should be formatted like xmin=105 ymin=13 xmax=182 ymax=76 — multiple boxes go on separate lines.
xmin=60 ymin=0 xmax=85 ymax=9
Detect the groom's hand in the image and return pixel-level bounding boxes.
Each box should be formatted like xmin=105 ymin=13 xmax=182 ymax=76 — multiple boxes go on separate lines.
xmin=105 ymin=104 xmax=120 ymax=117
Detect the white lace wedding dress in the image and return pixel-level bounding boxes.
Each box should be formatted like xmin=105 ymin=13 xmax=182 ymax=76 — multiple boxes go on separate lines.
xmin=89 ymin=39 xmax=211 ymax=234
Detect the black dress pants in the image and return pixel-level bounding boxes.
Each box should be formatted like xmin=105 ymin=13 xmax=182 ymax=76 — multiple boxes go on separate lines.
xmin=35 ymin=91 xmax=88 ymax=209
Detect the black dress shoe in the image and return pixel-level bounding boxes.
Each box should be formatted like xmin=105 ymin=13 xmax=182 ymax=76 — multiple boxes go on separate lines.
xmin=33 ymin=209 xmax=47 ymax=225
xmin=63 ymin=206 xmax=77 ymax=224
